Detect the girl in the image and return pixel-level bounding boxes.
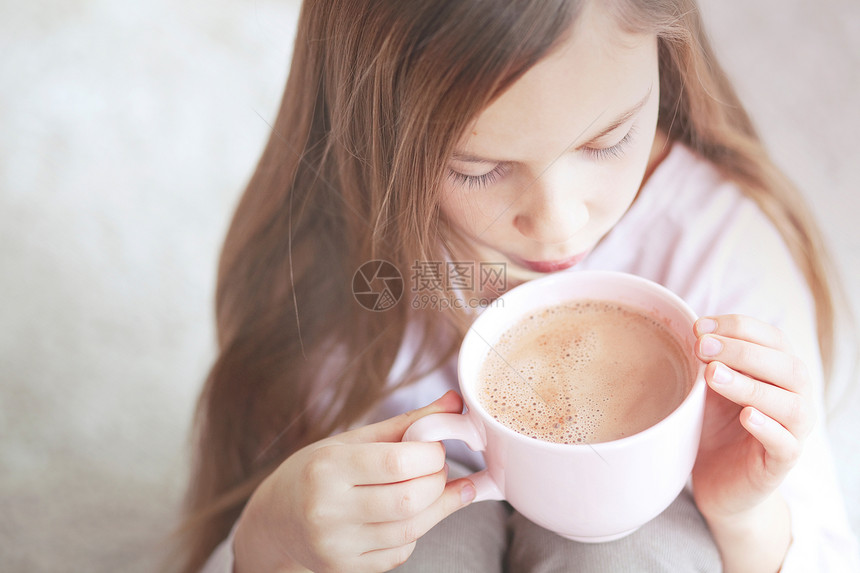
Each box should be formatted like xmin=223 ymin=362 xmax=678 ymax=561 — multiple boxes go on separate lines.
xmin=171 ymin=0 xmax=859 ymax=571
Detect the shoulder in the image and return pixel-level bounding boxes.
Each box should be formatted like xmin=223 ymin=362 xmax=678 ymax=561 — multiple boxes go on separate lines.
xmin=589 ymin=141 xmax=816 ymax=349
xmin=620 ymin=142 xmax=772 ymax=255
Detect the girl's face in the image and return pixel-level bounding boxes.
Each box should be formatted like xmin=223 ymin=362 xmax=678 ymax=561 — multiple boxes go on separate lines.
xmin=439 ymin=2 xmax=662 ymax=289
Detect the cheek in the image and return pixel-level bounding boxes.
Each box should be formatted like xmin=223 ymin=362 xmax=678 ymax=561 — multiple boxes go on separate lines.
xmin=615 ymin=116 xmax=660 ymax=194
xmin=438 ymin=185 xmax=490 ymax=236
xmin=441 ymin=176 xmax=528 ymax=232
xmin=589 ymin=152 xmax=652 ymax=218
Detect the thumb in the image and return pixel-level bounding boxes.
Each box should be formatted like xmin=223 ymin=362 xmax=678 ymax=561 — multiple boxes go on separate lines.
xmin=347 ymin=390 xmax=464 ymax=444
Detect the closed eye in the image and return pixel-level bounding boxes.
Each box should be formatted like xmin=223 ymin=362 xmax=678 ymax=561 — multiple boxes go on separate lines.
xmin=581 ymin=124 xmax=638 ymax=162
xmin=447 ymin=164 xmax=509 ymax=189
xmin=448 ymin=123 xmax=639 ymax=189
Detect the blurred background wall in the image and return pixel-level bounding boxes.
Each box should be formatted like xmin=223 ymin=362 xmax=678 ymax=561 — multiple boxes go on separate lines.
xmin=1 ymin=1 xmax=857 ymax=571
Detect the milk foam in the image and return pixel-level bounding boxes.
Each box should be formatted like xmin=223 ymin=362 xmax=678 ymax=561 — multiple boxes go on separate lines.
xmin=477 ymin=300 xmax=693 ymax=444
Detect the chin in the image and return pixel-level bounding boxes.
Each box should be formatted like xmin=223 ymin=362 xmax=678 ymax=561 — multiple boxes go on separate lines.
xmin=505 ymin=266 xmax=555 ymax=288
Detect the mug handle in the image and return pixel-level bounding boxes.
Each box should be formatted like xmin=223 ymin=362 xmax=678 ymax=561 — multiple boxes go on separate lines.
xmin=402 ymin=412 xmax=504 ymax=502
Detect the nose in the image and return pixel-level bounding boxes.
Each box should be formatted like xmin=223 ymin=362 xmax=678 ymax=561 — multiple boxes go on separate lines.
xmin=513 ymin=166 xmax=589 ymax=244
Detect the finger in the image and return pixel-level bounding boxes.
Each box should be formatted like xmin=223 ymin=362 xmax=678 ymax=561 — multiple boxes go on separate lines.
xmin=340 ymin=441 xmax=447 ymax=486
xmin=695 ymin=315 xmax=792 ymax=353
xmin=704 ymin=361 xmax=815 ymax=440
xmin=358 ymin=541 xmax=417 ymax=573
xmin=344 ymin=390 xmax=464 ymax=444
xmin=739 ymin=406 xmax=804 ymax=484
xmin=362 ymin=477 xmax=477 ymax=551
xmin=695 ymin=334 xmax=810 ymax=394
xmin=354 ymin=464 xmax=449 ymax=522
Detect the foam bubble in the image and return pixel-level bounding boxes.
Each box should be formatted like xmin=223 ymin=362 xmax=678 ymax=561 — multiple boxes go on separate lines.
xmin=477 ymin=300 xmax=693 ymax=444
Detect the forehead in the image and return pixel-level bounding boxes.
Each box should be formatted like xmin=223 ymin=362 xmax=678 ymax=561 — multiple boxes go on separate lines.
xmin=456 ymin=2 xmax=658 ymax=162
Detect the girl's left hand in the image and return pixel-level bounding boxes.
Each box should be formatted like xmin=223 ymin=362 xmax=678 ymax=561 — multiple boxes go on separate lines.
xmin=691 ymin=314 xmax=816 ymax=523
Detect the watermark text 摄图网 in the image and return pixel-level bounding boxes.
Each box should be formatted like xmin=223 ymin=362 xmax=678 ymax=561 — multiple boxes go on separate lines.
xmin=352 ymin=260 xmax=506 ymax=312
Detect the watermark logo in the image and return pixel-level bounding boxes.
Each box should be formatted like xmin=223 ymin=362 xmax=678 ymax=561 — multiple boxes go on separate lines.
xmin=352 ymin=260 xmax=404 ymax=311
xmin=353 ymin=259 xmax=506 ymax=312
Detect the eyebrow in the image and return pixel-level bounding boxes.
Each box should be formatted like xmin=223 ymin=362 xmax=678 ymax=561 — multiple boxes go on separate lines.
xmin=452 ymin=85 xmax=653 ymax=164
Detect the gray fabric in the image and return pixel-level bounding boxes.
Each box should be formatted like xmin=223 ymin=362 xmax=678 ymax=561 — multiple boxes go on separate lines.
xmin=391 ymin=499 xmax=510 ymax=573
xmin=392 ymin=487 xmax=722 ymax=572
xmin=506 ymin=488 xmax=721 ymax=572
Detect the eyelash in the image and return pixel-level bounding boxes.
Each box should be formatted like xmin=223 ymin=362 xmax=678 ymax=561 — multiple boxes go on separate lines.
xmin=446 ymin=165 xmax=508 ymax=189
xmin=448 ymin=124 xmax=638 ymax=189
xmin=581 ymin=124 xmax=638 ymax=162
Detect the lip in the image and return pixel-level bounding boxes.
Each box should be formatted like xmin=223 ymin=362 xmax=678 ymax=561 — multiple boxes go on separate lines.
xmin=515 ymin=250 xmax=591 ymax=273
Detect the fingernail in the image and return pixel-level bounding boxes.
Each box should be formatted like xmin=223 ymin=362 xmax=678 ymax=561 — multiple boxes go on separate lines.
xmin=712 ymin=363 xmax=733 ymax=384
xmin=748 ymin=408 xmax=765 ymax=426
xmin=697 ymin=317 xmax=717 ymax=334
xmin=700 ymin=335 xmax=722 ymax=357
xmin=461 ymin=484 xmax=476 ymax=504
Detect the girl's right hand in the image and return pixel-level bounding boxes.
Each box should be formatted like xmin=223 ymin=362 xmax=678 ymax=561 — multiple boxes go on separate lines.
xmin=233 ymin=391 xmax=477 ymax=573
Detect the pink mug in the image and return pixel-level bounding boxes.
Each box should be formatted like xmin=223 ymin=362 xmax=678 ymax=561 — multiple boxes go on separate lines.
xmin=404 ymin=270 xmax=706 ymax=542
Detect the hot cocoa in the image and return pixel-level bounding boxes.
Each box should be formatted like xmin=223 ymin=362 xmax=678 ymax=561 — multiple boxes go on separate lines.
xmin=477 ymin=300 xmax=694 ymax=444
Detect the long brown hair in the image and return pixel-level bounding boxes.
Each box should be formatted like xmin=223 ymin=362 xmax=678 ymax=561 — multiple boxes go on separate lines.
xmin=169 ymin=1 xmax=847 ymax=571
